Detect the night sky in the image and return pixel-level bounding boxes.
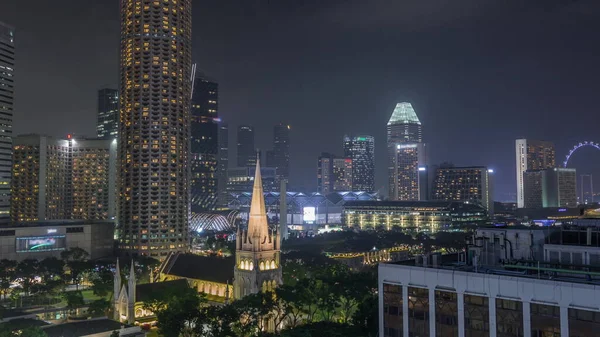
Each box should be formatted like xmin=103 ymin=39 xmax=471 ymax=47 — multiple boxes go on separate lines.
xmin=2 ymin=0 xmax=600 ymax=200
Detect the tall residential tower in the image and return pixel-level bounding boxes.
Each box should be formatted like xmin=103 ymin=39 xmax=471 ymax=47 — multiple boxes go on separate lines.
xmin=387 ymin=102 xmax=426 ymax=201
xmin=515 ymin=139 xmax=555 ymax=208
xmin=190 ymin=69 xmax=219 ymax=211
xmin=118 ymin=0 xmax=192 ymax=257
xmin=272 ymin=123 xmax=290 ymax=184
xmin=0 ymin=22 xmax=15 ymax=223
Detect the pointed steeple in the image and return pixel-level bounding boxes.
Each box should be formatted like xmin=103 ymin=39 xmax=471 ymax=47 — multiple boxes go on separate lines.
xmin=248 ymin=157 xmax=269 ymax=240
xmin=388 ymin=102 xmax=421 ymax=125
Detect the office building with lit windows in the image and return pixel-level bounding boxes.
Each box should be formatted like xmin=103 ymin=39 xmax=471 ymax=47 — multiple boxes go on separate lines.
xmin=379 ymin=261 xmax=600 ymax=337
xmin=432 ymin=165 xmax=494 ymax=213
xmin=317 ymin=153 xmax=352 ymax=194
xmin=387 ymin=103 xmax=424 ymax=201
xmin=515 ymin=139 xmax=556 ymax=208
xmin=226 ymin=166 xmax=277 ymax=202
xmin=523 ymin=167 xmax=577 ymax=208
xmin=11 ymin=135 xmax=117 ymax=223
xmin=97 ymin=88 xmax=119 ymax=139
xmin=0 ymin=21 xmax=15 ymax=223
xmin=190 ymin=68 xmax=219 ymax=211
xmin=118 ymin=0 xmax=192 ymax=257
xmin=217 ymin=123 xmax=229 ymax=207
xmin=237 ymin=125 xmax=256 ymax=168
xmin=343 ymin=135 xmax=375 ymax=192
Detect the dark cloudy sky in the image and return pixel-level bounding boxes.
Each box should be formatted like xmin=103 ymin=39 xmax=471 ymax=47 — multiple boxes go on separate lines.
xmin=2 ymin=0 xmax=600 ymax=200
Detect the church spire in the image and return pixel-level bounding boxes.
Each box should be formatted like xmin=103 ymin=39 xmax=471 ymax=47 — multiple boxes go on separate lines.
xmin=248 ymin=157 xmax=269 ymax=240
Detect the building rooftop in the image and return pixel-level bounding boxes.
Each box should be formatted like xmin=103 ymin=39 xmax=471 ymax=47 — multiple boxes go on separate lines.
xmin=387 ymin=102 xmax=421 ymax=125
xmin=343 ymin=200 xmax=487 ymax=211
xmin=136 ymin=279 xmax=188 ymax=303
xmin=159 ymin=252 xmax=235 ymax=284
xmin=43 ymin=319 xmax=130 ymax=337
xmin=389 ymin=255 xmax=600 ymax=286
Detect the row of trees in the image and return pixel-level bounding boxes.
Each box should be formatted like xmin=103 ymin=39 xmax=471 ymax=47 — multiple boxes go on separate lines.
xmin=0 ymin=249 xmax=159 ymax=317
xmin=147 ymin=251 xmax=377 ymax=337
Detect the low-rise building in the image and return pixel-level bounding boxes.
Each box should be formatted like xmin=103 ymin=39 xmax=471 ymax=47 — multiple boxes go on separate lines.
xmin=0 ymin=220 xmax=114 ymax=261
xmin=343 ymin=200 xmax=487 ymax=232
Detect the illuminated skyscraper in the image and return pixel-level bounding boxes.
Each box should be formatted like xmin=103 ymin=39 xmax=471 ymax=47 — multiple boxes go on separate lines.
xmin=118 ymin=0 xmax=192 ymax=257
xmin=523 ymin=168 xmax=576 ymax=208
xmin=343 ymin=136 xmax=375 ymax=192
xmin=237 ymin=125 xmax=256 ymax=168
xmin=387 ymin=102 xmax=425 ymax=200
xmin=97 ymin=88 xmax=119 ymax=139
xmin=0 ymin=21 xmax=15 ymax=223
xmin=515 ymin=139 xmax=555 ymax=208
xmin=190 ymin=69 xmax=219 ymax=211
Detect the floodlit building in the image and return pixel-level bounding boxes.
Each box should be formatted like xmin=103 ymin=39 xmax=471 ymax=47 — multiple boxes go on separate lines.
xmin=11 ymin=135 xmax=117 ymax=223
xmin=117 ymin=0 xmax=192 ymax=257
xmin=344 ymin=135 xmax=375 ymax=192
xmin=387 ymin=103 xmax=425 ymax=201
xmin=0 ymin=21 xmax=15 ymax=223
xmin=343 ymin=200 xmax=487 ymax=232
xmin=432 ymin=165 xmax=494 ymax=213
xmin=515 ymin=139 xmax=556 ymax=208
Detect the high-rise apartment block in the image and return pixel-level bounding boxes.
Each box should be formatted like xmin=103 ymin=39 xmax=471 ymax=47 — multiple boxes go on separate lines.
xmin=190 ymin=69 xmax=219 ymax=211
xmin=317 ymin=153 xmax=352 ymax=194
xmin=343 ymin=135 xmax=375 ymax=192
xmin=515 ymin=139 xmax=556 ymax=208
xmin=118 ymin=0 xmax=192 ymax=257
xmin=217 ymin=123 xmax=229 ymax=207
xmin=432 ymin=165 xmax=494 ymax=213
xmin=237 ymin=125 xmax=256 ymax=168
xmin=0 ymin=22 xmax=15 ymax=223
xmin=97 ymin=88 xmax=119 ymax=139
xmin=523 ymin=168 xmax=577 ymax=208
xmin=11 ymin=135 xmax=117 ymax=223
xmin=387 ymin=103 xmax=425 ymax=201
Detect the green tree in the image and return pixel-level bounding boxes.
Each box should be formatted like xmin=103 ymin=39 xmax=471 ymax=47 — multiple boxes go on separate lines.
xmin=88 ymin=298 xmax=111 ymax=317
xmin=150 ymin=285 xmax=206 ymax=337
xmin=90 ymin=268 xmax=113 ymax=297
xmin=39 ymin=257 xmax=65 ymax=282
xmin=61 ymin=247 xmax=91 ymax=290
xmin=63 ymin=290 xmax=85 ymax=316
xmin=0 ymin=326 xmax=48 ymax=337
xmin=0 ymin=259 xmax=16 ymax=300
xmin=60 ymin=247 xmax=90 ymax=262
xmin=15 ymin=259 xmax=40 ymax=295
xmin=109 ymin=331 xmax=120 ymax=337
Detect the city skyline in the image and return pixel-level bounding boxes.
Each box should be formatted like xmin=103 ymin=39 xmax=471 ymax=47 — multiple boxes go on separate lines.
xmin=2 ymin=0 xmax=600 ymax=200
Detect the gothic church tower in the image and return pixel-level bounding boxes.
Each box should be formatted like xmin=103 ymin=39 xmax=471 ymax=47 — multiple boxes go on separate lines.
xmin=234 ymin=159 xmax=282 ymax=299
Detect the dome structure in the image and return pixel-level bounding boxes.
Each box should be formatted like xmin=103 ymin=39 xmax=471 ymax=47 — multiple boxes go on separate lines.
xmin=190 ymin=211 xmax=240 ymax=233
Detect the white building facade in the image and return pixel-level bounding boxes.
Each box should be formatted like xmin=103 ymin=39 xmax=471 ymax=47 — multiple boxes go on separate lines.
xmin=379 ymin=263 xmax=600 ymax=337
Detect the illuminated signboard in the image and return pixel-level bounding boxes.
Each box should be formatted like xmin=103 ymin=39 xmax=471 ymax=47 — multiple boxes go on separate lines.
xmin=16 ymin=236 xmax=66 ymax=253
xmin=303 ymin=207 xmax=316 ymax=223
xmin=397 ymin=144 xmax=417 ymax=149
